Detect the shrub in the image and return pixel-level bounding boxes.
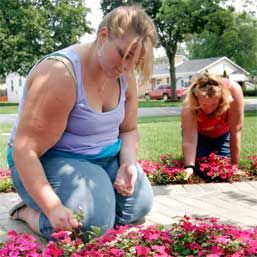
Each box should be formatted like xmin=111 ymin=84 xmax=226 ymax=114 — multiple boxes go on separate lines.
xmin=0 ymin=168 xmax=13 ymax=192
xmin=248 ymin=155 xmax=257 ymax=174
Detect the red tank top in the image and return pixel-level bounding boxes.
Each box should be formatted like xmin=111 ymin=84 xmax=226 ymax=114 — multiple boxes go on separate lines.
xmin=197 ymin=78 xmax=230 ymax=138
xmin=197 ymin=109 xmax=229 ymax=138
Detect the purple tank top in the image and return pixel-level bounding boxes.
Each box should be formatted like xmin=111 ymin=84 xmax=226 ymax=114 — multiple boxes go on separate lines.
xmin=9 ymin=45 xmax=128 ymax=156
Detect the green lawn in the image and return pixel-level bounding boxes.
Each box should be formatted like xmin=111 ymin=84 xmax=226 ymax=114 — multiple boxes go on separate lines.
xmin=137 ymin=112 xmax=257 ymax=169
xmin=138 ymin=99 xmax=182 ymax=108
xmin=0 ymin=97 xmax=256 ymax=113
xmin=1 ymin=101 xmax=182 ymax=113
xmin=1 ymin=112 xmax=256 ymax=169
xmin=244 ymin=96 xmax=257 ymax=99
xmin=0 ymin=103 xmax=19 ymax=114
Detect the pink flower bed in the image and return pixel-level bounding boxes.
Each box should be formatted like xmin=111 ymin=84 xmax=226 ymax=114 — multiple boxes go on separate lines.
xmin=0 ymin=168 xmax=13 ymax=192
xmin=1 ymin=156 xmax=257 ymax=256
xmin=138 ymin=154 xmax=188 ymax=185
xmin=1 ymin=154 xmax=257 ymax=191
xmin=197 ymin=153 xmax=238 ymax=181
xmin=248 ymin=155 xmax=257 ymax=172
xmin=1 ymin=216 xmax=257 ymax=256
xmin=139 ymin=153 xmax=257 ymax=185
xmin=0 ymin=168 xmax=11 ymax=180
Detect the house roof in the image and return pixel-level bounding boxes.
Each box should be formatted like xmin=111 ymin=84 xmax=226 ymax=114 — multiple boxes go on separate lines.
xmin=153 ymin=63 xmax=169 ymax=76
xmin=175 ymin=56 xmax=249 ymax=75
xmin=153 ymin=56 xmax=250 ymax=77
xmin=175 ymin=57 xmax=222 ymax=73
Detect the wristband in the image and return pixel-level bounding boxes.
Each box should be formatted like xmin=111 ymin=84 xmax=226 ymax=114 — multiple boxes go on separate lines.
xmin=184 ymin=165 xmax=195 ymax=171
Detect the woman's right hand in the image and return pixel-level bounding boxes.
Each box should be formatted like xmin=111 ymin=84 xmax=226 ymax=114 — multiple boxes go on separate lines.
xmin=47 ymin=204 xmax=80 ymax=232
xmin=184 ymin=167 xmax=194 ymax=180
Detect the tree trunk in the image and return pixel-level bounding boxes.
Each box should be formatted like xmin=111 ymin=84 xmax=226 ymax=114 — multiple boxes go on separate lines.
xmin=166 ymin=45 xmax=177 ymax=100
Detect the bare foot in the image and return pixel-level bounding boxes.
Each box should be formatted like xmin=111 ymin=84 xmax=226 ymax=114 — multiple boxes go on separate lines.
xmin=11 ymin=204 xmax=26 ymax=220
xmin=12 ymin=205 xmax=42 ymax=235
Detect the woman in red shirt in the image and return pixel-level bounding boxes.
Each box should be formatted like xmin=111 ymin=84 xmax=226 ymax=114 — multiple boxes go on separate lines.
xmin=181 ymin=73 xmax=244 ymax=178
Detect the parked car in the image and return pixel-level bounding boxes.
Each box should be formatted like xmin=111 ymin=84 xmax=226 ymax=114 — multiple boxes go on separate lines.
xmin=176 ymin=86 xmax=188 ymax=99
xmin=144 ymin=84 xmax=188 ymax=101
xmin=144 ymin=84 xmax=172 ymax=101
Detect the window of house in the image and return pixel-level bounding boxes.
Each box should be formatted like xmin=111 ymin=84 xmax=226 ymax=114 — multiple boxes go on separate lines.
xmin=19 ymin=77 xmax=22 ymax=87
xmin=189 ymin=75 xmax=192 ymax=84
xmin=166 ymin=78 xmax=169 ymax=84
xmin=11 ymin=80 xmax=14 ymax=92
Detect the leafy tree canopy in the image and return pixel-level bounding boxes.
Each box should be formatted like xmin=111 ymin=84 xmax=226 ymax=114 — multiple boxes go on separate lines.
xmin=0 ymin=0 xmax=92 ymax=77
xmin=186 ymin=12 xmax=257 ymax=77
xmin=101 ymin=0 xmax=234 ymax=99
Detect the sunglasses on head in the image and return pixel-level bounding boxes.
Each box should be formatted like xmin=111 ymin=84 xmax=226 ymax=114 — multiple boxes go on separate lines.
xmin=198 ymin=79 xmax=219 ymax=88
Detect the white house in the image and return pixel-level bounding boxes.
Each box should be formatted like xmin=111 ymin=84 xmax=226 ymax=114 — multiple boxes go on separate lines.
xmin=151 ymin=56 xmax=250 ymax=92
xmin=175 ymin=56 xmax=250 ymax=88
xmin=6 ymin=72 xmax=26 ymax=103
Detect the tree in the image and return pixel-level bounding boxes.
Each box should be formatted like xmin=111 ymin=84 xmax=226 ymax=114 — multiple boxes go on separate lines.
xmin=101 ymin=0 xmax=233 ymax=99
xmin=186 ymin=12 xmax=257 ymax=78
xmin=0 ymin=0 xmax=92 ymax=78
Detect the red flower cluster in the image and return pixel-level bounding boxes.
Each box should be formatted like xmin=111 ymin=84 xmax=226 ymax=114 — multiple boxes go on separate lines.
xmin=248 ymin=155 xmax=257 ymax=172
xmin=2 ymin=216 xmax=257 ymax=256
xmin=0 ymin=230 xmax=42 ymax=256
xmin=0 ymin=168 xmax=13 ymax=192
xmin=197 ymin=153 xmax=237 ymax=181
xmin=138 ymin=154 xmax=187 ymax=185
xmin=0 ymin=168 xmax=11 ymax=180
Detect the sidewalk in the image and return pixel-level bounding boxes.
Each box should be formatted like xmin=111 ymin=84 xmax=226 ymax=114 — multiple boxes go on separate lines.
xmin=138 ymin=98 xmax=257 ymax=117
xmin=1 ymin=181 xmax=257 ymax=244
xmin=1 ymin=99 xmax=256 ymax=124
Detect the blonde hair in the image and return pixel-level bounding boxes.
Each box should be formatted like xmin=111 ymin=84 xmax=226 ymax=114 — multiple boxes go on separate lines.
xmin=97 ymin=5 xmax=158 ymax=85
xmin=183 ymin=74 xmax=233 ymax=116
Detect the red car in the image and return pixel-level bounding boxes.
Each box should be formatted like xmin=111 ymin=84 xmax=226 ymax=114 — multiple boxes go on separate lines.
xmin=176 ymin=87 xmax=187 ymax=99
xmin=144 ymin=84 xmax=172 ymax=101
xmin=145 ymin=84 xmax=187 ymax=101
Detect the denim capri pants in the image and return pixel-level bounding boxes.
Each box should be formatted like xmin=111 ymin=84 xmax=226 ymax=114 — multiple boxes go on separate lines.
xmin=10 ymin=151 xmax=153 ymax=240
xmin=196 ymin=132 xmax=231 ymax=158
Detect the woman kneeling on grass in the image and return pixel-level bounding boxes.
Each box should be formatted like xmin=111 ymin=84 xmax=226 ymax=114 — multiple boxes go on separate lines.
xmin=181 ymin=73 xmax=244 ymax=179
xmin=7 ymin=5 xmax=158 ymax=240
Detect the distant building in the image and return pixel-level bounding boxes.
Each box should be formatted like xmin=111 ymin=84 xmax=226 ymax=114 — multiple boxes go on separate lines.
xmin=137 ymin=55 xmax=188 ymax=97
xmin=0 ymin=83 xmax=7 ymax=102
xmin=138 ymin=56 xmax=250 ymax=98
xmin=175 ymin=56 xmax=250 ymax=88
xmin=6 ymin=73 xmax=26 ymax=103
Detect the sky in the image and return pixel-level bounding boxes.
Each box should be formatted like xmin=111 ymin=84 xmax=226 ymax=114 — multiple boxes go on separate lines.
xmin=80 ymin=1 xmax=166 ymax=57
xmin=80 ymin=1 xmax=103 ymax=42
xmin=81 ymin=1 xmax=257 ymax=57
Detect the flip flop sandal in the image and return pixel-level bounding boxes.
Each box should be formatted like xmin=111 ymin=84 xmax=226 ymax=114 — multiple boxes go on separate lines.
xmin=9 ymin=201 xmax=26 ymax=220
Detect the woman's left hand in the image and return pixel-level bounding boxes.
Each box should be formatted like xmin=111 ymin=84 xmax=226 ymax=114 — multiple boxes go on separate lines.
xmin=113 ymin=163 xmax=138 ymax=196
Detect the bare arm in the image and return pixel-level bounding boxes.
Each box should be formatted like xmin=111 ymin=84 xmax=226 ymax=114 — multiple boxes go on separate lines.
xmin=12 ymin=60 xmax=77 ymax=230
xmin=114 ymin=72 xmax=138 ymax=196
xmin=119 ymin=72 xmax=138 ymax=165
xmin=181 ymin=107 xmax=198 ymax=167
xmin=228 ymin=81 xmax=244 ymax=165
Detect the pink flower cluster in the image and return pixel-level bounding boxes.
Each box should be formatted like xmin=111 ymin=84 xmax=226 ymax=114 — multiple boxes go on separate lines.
xmin=197 ymin=153 xmax=238 ymax=181
xmin=0 ymin=168 xmax=13 ymax=192
xmin=139 ymin=154 xmax=187 ymax=185
xmin=0 ymin=168 xmax=11 ymax=180
xmin=2 ymin=216 xmax=257 ymax=256
xmin=248 ymin=155 xmax=257 ymax=171
xmin=0 ymin=230 xmax=42 ymax=256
